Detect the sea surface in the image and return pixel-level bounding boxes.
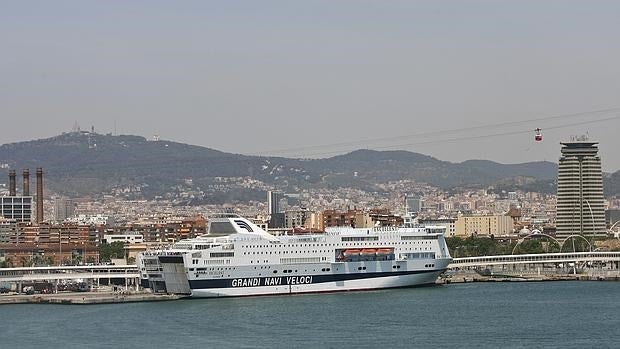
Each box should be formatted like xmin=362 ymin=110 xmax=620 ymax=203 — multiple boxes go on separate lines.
xmin=2 ymin=281 xmax=619 ymax=349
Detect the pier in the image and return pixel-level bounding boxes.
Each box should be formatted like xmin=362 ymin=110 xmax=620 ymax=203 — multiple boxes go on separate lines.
xmin=0 ymin=265 xmax=140 ymax=293
xmin=446 ymin=251 xmax=620 ymax=282
xmin=0 ymin=291 xmax=183 ymax=305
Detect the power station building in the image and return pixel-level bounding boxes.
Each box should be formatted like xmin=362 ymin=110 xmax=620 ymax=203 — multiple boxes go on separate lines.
xmin=556 ymin=138 xmax=606 ymax=237
xmin=1 ymin=168 xmax=44 ymax=224
xmin=0 ymin=196 xmax=33 ymax=223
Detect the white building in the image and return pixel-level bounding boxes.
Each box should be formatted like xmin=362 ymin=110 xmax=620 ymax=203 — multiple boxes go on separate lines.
xmin=66 ymin=214 xmax=113 ymax=226
xmin=0 ymin=196 xmax=33 ymax=223
xmin=556 ymin=139 xmax=606 ymax=237
xmin=102 ymin=233 xmax=144 ymax=244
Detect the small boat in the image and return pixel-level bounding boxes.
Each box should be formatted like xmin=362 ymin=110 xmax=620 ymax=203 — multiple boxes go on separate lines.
xmin=343 ymin=249 xmax=361 ymax=256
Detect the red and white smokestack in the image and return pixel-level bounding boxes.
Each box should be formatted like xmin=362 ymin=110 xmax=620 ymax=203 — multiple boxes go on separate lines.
xmin=22 ymin=169 xmax=30 ymax=196
xmin=36 ymin=168 xmax=43 ymax=224
xmin=9 ymin=170 xmax=16 ymax=196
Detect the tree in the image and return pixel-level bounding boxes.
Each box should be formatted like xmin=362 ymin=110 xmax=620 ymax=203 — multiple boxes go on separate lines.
xmin=31 ymin=255 xmax=43 ymax=267
xmin=20 ymin=256 xmax=32 ymax=267
xmin=98 ymin=241 xmax=125 ymax=262
xmin=43 ymin=256 xmax=54 ymax=266
xmin=515 ymin=240 xmax=544 ymax=254
xmin=72 ymin=254 xmax=83 ymax=266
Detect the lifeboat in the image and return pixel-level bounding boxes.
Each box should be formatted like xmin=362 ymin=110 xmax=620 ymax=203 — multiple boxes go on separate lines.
xmin=376 ymin=248 xmax=393 ymax=255
xmin=343 ymin=249 xmax=361 ymax=257
xmin=360 ymin=249 xmax=377 ymax=255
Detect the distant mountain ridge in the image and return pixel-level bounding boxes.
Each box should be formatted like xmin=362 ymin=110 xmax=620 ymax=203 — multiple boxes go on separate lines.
xmin=0 ymin=132 xmax=596 ymax=201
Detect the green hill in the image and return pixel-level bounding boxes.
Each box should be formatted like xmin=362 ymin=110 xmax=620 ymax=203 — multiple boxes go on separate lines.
xmin=0 ymin=132 xmax=566 ymax=199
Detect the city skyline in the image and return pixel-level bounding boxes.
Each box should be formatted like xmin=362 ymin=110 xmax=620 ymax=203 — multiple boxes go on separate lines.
xmin=2 ymin=2 xmax=620 ymax=347
xmin=2 ymin=1 xmax=620 ymax=170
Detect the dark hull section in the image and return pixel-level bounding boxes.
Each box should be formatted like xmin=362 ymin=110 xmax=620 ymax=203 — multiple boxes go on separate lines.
xmin=190 ymin=269 xmax=445 ymax=289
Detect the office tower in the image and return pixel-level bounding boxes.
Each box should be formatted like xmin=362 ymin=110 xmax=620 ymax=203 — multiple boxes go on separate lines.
xmin=267 ymin=190 xmax=283 ymax=216
xmin=556 ymin=137 xmax=606 ymax=237
xmin=405 ymin=195 xmax=423 ymax=215
xmin=54 ymin=198 xmax=76 ymax=222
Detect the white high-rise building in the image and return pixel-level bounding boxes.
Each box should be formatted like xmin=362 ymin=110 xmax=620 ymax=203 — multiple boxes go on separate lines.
xmin=556 ymin=138 xmax=606 ymax=237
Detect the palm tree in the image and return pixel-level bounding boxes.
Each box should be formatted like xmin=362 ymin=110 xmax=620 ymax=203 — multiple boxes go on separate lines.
xmin=31 ymin=255 xmax=42 ymax=267
xmin=72 ymin=254 xmax=83 ymax=266
xmin=20 ymin=256 xmax=32 ymax=267
xmin=43 ymin=256 xmax=54 ymax=266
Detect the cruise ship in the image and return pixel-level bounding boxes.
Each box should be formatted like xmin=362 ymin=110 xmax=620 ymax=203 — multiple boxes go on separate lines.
xmin=137 ymin=214 xmax=452 ymax=297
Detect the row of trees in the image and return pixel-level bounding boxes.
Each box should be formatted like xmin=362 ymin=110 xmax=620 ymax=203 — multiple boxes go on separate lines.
xmin=0 ymin=255 xmax=99 ymax=268
xmin=446 ymin=235 xmax=592 ymax=257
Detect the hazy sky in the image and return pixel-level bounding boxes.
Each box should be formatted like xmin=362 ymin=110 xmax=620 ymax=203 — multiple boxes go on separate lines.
xmin=2 ymin=1 xmax=620 ymax=171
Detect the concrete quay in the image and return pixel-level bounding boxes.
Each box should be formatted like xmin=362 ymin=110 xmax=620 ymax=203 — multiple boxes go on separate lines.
xmin=439 ymin=270 xmax=620 ymax=284
xmin=0 ymin=291 xmax=185 ymax=305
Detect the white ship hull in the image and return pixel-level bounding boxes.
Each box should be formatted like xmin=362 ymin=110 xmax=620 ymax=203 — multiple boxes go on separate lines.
xmin=190 ymin=268 xmax=446 ymax=298
xmin=188 ymin=257 xmax=452 ymax=298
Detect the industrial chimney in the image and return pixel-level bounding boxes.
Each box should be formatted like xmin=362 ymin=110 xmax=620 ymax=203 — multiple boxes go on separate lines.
xmin=9 ymin=170 xmax=16 ymax=196
xmin=36 ymin=168 xmax=43 ymax=224
xmin=22 ymin=169 xmax=30 ymax=196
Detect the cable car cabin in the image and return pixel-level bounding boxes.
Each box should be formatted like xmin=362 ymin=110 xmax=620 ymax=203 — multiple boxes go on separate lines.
xmin=534 ymin=129 xmax=543 ymax=142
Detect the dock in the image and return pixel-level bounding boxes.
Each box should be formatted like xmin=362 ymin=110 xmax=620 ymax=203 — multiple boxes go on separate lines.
xmin=439 ymin=269 xmax=620 ymax=284
xmin=0 ymin=291 xmax=185 ymax=305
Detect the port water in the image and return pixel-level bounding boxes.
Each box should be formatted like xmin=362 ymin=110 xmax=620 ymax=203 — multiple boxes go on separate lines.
xmin=3 ymin=281 xmax=618 ymax=349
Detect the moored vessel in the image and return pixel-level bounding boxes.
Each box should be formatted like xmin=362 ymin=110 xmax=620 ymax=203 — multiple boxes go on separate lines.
xmin=137 ymin=214 xmax=452 ymax=297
